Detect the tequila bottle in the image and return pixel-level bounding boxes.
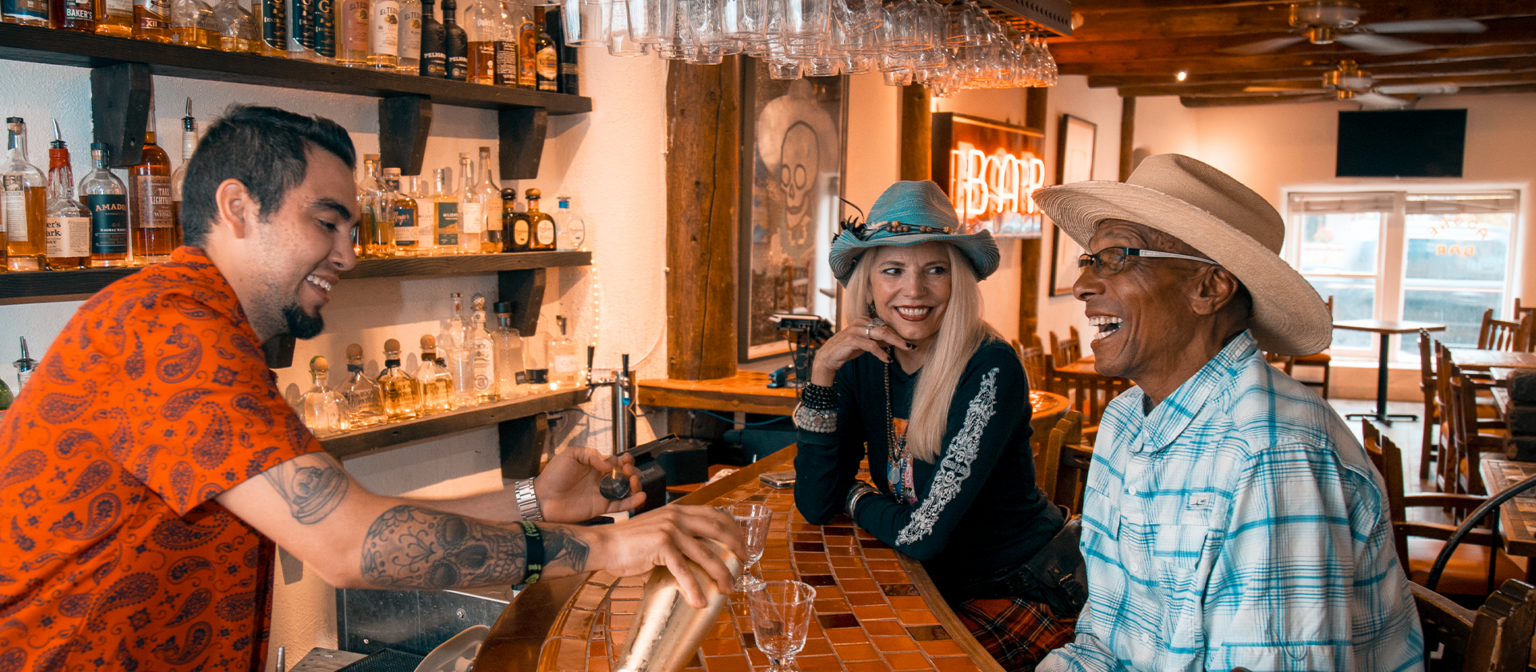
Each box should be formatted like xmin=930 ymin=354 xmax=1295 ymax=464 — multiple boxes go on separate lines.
xmin=467 ymin=293 xmax=497 ymax=402
xmin=474 ymin=146 xmax=502 ymax=252
xmin=515 ymin=2 xmax=536 ymax=88
xmin=411 ymin=173 xmax=437 ymax=255
xmin=418 ymin=0 xmax=446 ymax=76
xmin=80 ymin=143 xmax=130 ymax=268
xmin=358 ymin=155 xmax=391 ymax=257
xmin=383 ymin=168 xmax=419 ymax=256
xmin=441 ymin=0 xmax=467 ymax=80
xmin=503 ymin=187 xmax=529 ymax=252
xmin=299 ymin=355 xmax=350 ymax=435
xmin=523 ymin=328 xmax=549 ymax=388
xmin=45 ymin=124 xmax=91 ymax=271
xmin=367 ymin=0 xmax=399 ymax=69
xmin=3 ymin=118 xmax=48 ymax=272
xmin=549 ymin=314 xmax=582 ymax=389
xmin=432 ymin=167 xmax=459 ymax=253
xmin=414 ymin=334 xmax=457 ymax=413
xmin=213 ymin=0 xmax=255 ymax=52
xmin=493 ymin=0 xmax=521 ymax=86
xmin=555 ymin=195 xmax=585 ymax=250
xmin=533 ymin=8 xmax=557 ymax=92
xmin=524 ymin=187 xmax=556 ymax=251
xmin=95 ymin=0 xmax=135 ymax=36
xmin=455 ymin=153 xmax=482 ymax=253
xmin=171 ymin=0 xmax=214 ymax=46
xmin=377 ymin=338 xmax=422 ymax=421
xmin=462 ymin=0 xmax=497 ymax=85
xmin=439 ymin=292 xmax=474 ymax=403
xmin=395 ymin=0 xmax=421 ymax=73
xmin=492 ymin=300 xmax=526 ymax=398
xmin=337 ymin=0 xmax=368 ymax=64
xmin=339 ymin=343 xmax=386 ymax=427
xmin=170 ymin=98 xmax=197 ymax=240
xmin=313 ymin=0 xmax=336 ymax=61
xmin=129 ymin=98 xmax=175 ymax=265
xmin=255 ymin=0 xmax=286 ymax=56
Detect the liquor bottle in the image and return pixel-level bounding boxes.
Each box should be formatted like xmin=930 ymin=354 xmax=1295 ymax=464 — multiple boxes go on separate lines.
xmin=171 ymin=0 xmax=208 ymax=46
xmin=336 ymin=0 xmax=367 ymax=65
xmin=555 ymin=195 xmax=585 ymax=250
xmin=409 ymin=173 xmax=435 ymax=255
xmin=395 ymin=0 xmax=420 ymax=73
xmin=439 ymin=292 xmax=475 ymax=404
xmin=515 ymin=2 xmax=536 ymax=88
xmin=299 ymin=356 xmax=350 ymax=435
xmin=12 ymin=338 xmax=36 ymax=394
xmin=549 ymin=314 xmax=581 ymax=389
xmin=213 ymin=0 xmax=254 ymax=52
xmin=491 ymin=300 xmax=525 ymax=398
xmin=441 ymin=0 xmax=467 ymax=81
xmin=3 ymin=118 xmax=47 ymax=272
xmin=134 ymin=0 xmax=171 ymax=41
xmin=523 ymin=328 xmax=549 ymax=387
xmin=558 ymin=11 xmax=577 ymax=94
xmin=524 ymin=187 xmax=555 ymax=251
xmin=462 ymin=0 xmax=497 ymax=85
xmin=546 ymin=6 xmax=577 ymax=94
xmin=129 ymin=99 xmax=175 ymax=265
xmin=3 ymin=0 xmax=50 ymax=25
xmin=256 ymin=0 xmax=285 ymax=55
xmin=455 ymin=153 xmax=481 ymax=253
xmin=503 ymin=187 xmax=529 ymax=252
xmin=467 ymin=293 xmax=497 ymax=401
xmin=414 ymin=334 xmax=457 ymax=414
xmin=53 ymin=0 xmax=96 ymax=31
xmin=313 ymin=0 xmax=336 ymax=61
xmin=169 ymin=97 xmax=196 ymax=242
xmin=382 ymin=168 xmax=420 ymax=256
xmin=418 ymin=0 xmax=445 ymax=76
xmin=284 ymin=0 xmax=314 ymax=59
xmin=80 ymin=143 xmax=130 ymax=268
xmin=197 ymin=0 xmax=221 ymax=47
xmin=339 ymin=343 xmax=386 ymax=427
xmin=534 ymin=8 xmax=558 ymax=92
xmin=431 ymin=166 xmax=459 ymax=252
xmin=493 ymin=0 xmax=521 ymax=87
xmin=377 ymin=338 xmax=422 ymax=421
xmin=367 ymin=0 xmax=398 ymax=70
xmin=475 ymin=147 xmax=502 ymax=252
xmin=95 ymin=0 xmax=133 ymax=35
xmin=359 ymin=154 xmax=393 ymax=257
xmin=45 ymin=124 xmax=90 ymax=271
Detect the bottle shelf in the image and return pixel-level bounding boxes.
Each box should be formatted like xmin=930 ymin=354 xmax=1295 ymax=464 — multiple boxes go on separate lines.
xmin=0 ymin=250 xmax=591 ymax=305
xmin=320 ymin=386 xmax=590 ymax=459
xmin=0 ymin=22 xmax=591 ymax=114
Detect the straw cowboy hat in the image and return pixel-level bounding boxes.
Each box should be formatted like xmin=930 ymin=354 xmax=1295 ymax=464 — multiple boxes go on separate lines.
xmin=1034 ymin=154 xmax=1331 ymax=356
xmin=830 ymin=180 xmax=1000 ymax=286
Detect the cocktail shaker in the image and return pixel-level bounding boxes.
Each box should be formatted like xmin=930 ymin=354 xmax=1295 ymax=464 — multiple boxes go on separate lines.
xmin=612 ymin=540 xmax=742 ymax=672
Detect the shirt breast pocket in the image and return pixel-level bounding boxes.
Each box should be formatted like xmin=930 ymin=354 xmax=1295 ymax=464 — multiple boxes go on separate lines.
xmin=1152 ymin=522 xmax=1214 ymax=654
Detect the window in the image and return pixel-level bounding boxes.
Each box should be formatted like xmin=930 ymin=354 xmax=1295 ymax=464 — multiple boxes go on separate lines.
xmin=1287 ymin=190 xmax=1520 ymax=360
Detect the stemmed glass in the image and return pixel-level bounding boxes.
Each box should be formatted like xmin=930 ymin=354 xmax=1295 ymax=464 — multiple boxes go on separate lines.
xmin=747 ymin=580 xmax=816 ymax=672
xmin=728 ymin=502 xmax=772 ymax=591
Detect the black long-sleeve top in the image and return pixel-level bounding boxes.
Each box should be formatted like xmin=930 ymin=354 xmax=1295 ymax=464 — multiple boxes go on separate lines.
xmin=794 ymin=337 xmax=1063 ymax=599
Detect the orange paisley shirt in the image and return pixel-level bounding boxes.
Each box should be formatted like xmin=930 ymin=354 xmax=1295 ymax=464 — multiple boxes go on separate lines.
xmin=0 ymin=247 xmax=323 ymax=672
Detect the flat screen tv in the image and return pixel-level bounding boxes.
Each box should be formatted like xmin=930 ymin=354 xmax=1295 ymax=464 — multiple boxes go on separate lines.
xmin=1336 ymin=109 xmax=1467 ymax=178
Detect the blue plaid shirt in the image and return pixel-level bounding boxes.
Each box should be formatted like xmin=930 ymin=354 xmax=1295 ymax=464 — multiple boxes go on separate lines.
xmin=1040 ymin=332 xmax=1424 ymax=672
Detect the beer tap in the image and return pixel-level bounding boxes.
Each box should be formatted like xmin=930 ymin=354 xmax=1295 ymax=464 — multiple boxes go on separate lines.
xmin=594 ymin=351 xmax=637 ymax=500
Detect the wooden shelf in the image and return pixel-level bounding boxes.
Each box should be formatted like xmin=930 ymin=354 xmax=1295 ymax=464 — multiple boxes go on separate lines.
xmin=321 ymin=387 xmax=590 ymax=460
xmin=0 ymin=23 xmax=591 ymax=115
xmin=0 ymin=250 xmax=591 ymax=305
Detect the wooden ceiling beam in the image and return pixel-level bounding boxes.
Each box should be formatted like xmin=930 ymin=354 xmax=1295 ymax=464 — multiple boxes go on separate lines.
xmin=1086 ymin=55 xmax=1536 ymax=87
xmin=1120 ymin=69 xmax=1536 ymax=96
xmin=1059 ymin=43 xmax=1536 ymax=75
xmin=1064 ymin=0 xmax=1536 ymax=41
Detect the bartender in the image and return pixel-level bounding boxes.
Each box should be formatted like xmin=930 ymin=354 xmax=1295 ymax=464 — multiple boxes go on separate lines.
xmin=0 ymin=105 xmax=743 ymax=671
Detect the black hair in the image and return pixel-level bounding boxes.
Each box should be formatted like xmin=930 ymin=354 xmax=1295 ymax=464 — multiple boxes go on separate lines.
xmin=180 ymin=105 xmax=357 ymax=247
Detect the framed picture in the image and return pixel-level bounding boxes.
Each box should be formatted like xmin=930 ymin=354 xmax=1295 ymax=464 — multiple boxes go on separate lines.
xmin=737 ymin=61 xmax=849 ymax=362
xmin=930 ymin=113 xmax=1047 ymax=238
xmin=1049 ymin=114 xmax=1097 ymax=296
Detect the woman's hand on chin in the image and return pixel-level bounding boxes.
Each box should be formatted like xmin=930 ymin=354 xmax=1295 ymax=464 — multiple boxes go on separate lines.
xmin=809 ymin=316 xmax=914 ymax=386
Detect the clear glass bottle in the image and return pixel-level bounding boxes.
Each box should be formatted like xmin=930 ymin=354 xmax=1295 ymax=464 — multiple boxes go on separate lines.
xmin=80 ymin=143 xmax=130 ymax=268
xmin=376 ymin=338 xmax=422 ymax=421
xmin=170 ymin=98 xmax=196 ymax=242
xmin=549 ymin=314 xmax=582 ymax=389
xmin=129 ymin=99 xmax=175 ymax=265
xmin=414 ymin=334 xmax=457 ymax=414
xmin=299 ymin=355 xmax=350 ymax=435
xmin=523 ymin=328 xmax=549 ymax=388
xmin=463 ymin=0 xmax=497 ymax=85
xmin=3 ymin=118 xmax=48 ymax=272
xmin=359 ymin=155 xmax=394 ymax=257
xmin=555 ymin=195 xmax=585 ymax=250
xmin=367 ymin=0 xmax=399 ymax=69
xmin=524 ymin=187 xmax=555 ymax=251
xmin=53 ymin=0 xmax=97 ymax=32
xmin=455 ymin=153 xmax=482 ymax=253
xmin=95 ymin=0 xmax=135 ymax=36
xmin=493 ymin=0 xmax=521 ymax=87
xmin=491 ymin=300 xmax=525 ymax=398
xmin=255 ymin=0 xmax=286 ymax=56
xmin=418 ymin=0 xmax=445 ymax=76
xmin=336 ymin=0 xmax=368 ymax=65
xmin=439 ymin=292 xmax=475 ymax=404
xmin=12 ymin=338 xmax=36 ymax=395
xmin=467 ymin=293 xmax=497 ymax=402
xmin=171 ymin=0 xmax=210 ymax=46
xmin=475 ymin=146 xmax=502 ymax=252
xmin=432 ymin=166 xmax=459 ymax=253
xmin=213 ymin=0 xmax=254 ymax=52
xmin=504 ymin=188 xmax=529 ymax=252
xmin=395 ymin=0 xmax=420 ymax=73
xmin=45 ymin=124 xmax=91 ymax=271
xmin=441 ymin=0 xmax=467 ymax=80
xmin=340 ymin=343 xmax=386 ymax=427
xmin=134 ymin=0 xmax=172 ymax=41
xmin=411 ymin=173 xmax=436 ymax=255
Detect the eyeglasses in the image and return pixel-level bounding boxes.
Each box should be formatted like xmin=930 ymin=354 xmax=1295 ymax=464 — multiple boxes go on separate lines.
xmin=1077 ymin=246 xmax=1218 ymax=276
xmin=839 ymin=219 xmax=955 ymax=240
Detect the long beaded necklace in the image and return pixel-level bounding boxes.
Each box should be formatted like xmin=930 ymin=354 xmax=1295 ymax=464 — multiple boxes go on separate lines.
xmin=885 ymin=351 xmax=916 ymax=505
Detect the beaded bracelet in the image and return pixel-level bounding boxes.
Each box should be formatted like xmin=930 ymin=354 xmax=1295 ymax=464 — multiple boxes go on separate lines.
xmin=799 ymin=382 xmax=838 ymax=410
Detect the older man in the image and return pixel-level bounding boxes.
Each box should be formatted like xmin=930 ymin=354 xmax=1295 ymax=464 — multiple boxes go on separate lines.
xmin=1034 ymin=155 xmax=1423 ymax=671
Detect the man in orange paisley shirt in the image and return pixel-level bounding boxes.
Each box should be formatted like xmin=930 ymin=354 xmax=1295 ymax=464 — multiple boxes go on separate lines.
xmin=0 ymin=106 xmax=743 ymax=671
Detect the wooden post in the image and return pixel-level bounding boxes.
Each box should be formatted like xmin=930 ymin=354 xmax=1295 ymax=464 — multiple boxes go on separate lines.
xmin=899 ymin=84 xmax=931 ymax=182
xmin=1118 ymin=95 xmax=1136 ymax=181
xmin=1018 ymin=239 xmax=1041 ymax=343
xmin=665 ymin=59 xmax=739 ymax=382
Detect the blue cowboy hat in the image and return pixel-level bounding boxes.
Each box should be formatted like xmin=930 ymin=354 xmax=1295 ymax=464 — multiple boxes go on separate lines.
xmin=830 ymin=180 xmax=1001 ymax=286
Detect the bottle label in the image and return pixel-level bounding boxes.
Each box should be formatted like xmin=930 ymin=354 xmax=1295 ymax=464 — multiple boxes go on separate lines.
xmin=536 ymin=45 xmax=558 ymax=90
xmin=553 ymin=353 xmax=576 ymax=374
xmin=535 ymin=218 xmax=554 ymax=245
xmin=495 ymin=40 xmax=518 ymax=86
xmin=136 ymin=175 xmax=174 ymax=229
xmin=435 ymin=201 xmax=458 ymax=246
xmin=472 ymin=344 xmax=494 ymax=392
xmin=2 ymin=181 xmax=27 ymax=242
xmin=64 ymin=0 xmax=94 ymax=22
xmin=470 ymin=42 xmax=495 ymax=80
xmin=314 ymin=0 xmax=336 ymax=56
xmin=514 ymin=370 xmax=527 ymax=385
xmin=46 ymin=216 xmax=92 ymax=258
xmin=423 ymin=51 xmax=446 ymax=76
xmin=460 ymin=201 xmax=483 ymax=234
xmin=288 ymin=0 xmax=313 ymax=49
xmin=262 ymin=0 xmax=285 ymax=48
xmin=392 ymin=205 xmax=417 ymax=244
xmin=513 ymin=219 xmax=529 ymax=246
xmin=518 ymin=22 xmax=537 ymax=86
xmin=341 ymin=0 xmax=368 ymax=51
xmin=448 ymin=54 xmax=468 ymax=79
xmin=398 ymin=2 xmax=421 ymax=59
xmin=567 ymin=221 xmax=584 ymax=249
xmin=106 ymin=0 xmax=130 ymax=12
xmin=87 ymin=194 xmax=129 ymax=255
xmin=371 ymin=0 xmax=399 ymax=56
xmin=136 ymin=0 xmax=168 ymax=25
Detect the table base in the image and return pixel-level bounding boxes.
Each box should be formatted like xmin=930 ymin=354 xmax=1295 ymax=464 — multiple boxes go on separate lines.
xmin=1345 ymin=410 xmax=1419 ymax=426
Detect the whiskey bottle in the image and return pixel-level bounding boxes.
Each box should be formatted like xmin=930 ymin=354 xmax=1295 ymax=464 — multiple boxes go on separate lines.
xmin=3 ymin=0 xmax=50 ymax=25
xmin=376 ymin=338 xmax=422 ymax=421
xmin=549 ymin=314 xmax=582 ymax=389
xmin=503 ymin=188 xmax=529 ymax=252
xmin=196 ymin=0 xmax=221 ymax=47
xmin=134 ymin=0 xmax=172 ymax=41
xmin=515 ymin=2 xmax=536 ymax=88
xmin=493 ymin=0 xmax=521 ymax=87
xmin=409 ymin=173 xmax=435 ymax=255
xmin=299 ymin=355 xmax=350 ymax=435
xmin=555 ymin=195 xmax=585 ymax=250
xmin=492 ymin=300 xmax=526 ymax=398
xmin=522 ymin=328 xmax=549 ymax=387
xmin=467 ymin=293 xmax=497 ymax=402
xmin=129 ymin=99 xmax=175 ymax=265
xmin=418 ymin=0 xmax=445 ymax=76
xmin=524 ymin=187 xmax=556 ymax=251
xmin=52 ymin=0 xmax=96 ymax=31
xmin=213 ymin=0 xmax=254 ymax=52
xmin=285 ymin=0 xmax=315 ymax=59
xmin=256 ymin=0 xmax=286 ymax=56
xmin=79 ymin=143 xmax=129 ymax=268
xmin=462 ymin=0 xmax=497 ymax=85
xmin=313 ymin=0 xmax=336 ymax=61
xmin=533 ymin=8 xmax=558 ymax=92
xmin=169 ymin=97 xmax=196 ymax=241
xmin=455 ymin=153 xmax=481 ymax=253
xmin=395 ymin=0 xmax=420 ymax=73
xmin=45 ymin=124 xmax=91 ymax=271
xmin=475 ymin=147 xmax=502 ymax=252
xmin=441 ymin=0 xmax=468 ymax=80
xmin=95 ymin=0 xmax=134 ymax=36
xmin=339 ymin=342 xmax=386 ymax=427
xmin=367 ymin=0 xmax=399 ymax=70
xmin=382 ymin=168 xmax=419 ymax=256
xmin=2 ymin=118 xmax=47 ymax=272
xmin=431 ymin=166 xmax=459 ymax=253
xmin=336 ymin=0 xmax=368 ymax=65
xmin=414 ymin=334 xmax=457 ymax=413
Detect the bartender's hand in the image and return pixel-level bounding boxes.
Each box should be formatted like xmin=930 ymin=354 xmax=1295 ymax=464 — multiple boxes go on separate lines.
xmin=586 ymin=505 xmax=747 ymax=608
xmin=536 ymin=447 xmax=645 ymax=523
xmin=809 ymin=316 xmax=914 ymax=387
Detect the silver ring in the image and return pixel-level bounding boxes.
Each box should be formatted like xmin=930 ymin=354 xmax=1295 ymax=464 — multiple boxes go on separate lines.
xmin=865 ymin=318 xmax=886 ymax=339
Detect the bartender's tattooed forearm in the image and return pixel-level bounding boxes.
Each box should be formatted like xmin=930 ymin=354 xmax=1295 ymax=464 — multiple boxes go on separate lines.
xmin=359 ymin=505 xmax=591 ymax=589
xmin=261 ymin=454 xmax=350 ymax=524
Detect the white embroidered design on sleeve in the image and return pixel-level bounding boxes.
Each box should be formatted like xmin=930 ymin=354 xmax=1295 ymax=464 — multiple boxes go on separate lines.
xmin=896 ymin=367 xmax=1000 ymax=546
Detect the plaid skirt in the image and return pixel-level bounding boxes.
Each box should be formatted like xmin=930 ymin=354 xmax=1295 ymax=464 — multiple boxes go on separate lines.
xmin=954 ymin=597 xmax=1077 ymax=672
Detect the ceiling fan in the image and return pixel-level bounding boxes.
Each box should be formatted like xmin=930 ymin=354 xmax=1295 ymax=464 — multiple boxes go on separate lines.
xmin=1243 ymin=61 xmax=1460 ymax=109
xmin=1222 ymin=1 xmax=1486 ymax=56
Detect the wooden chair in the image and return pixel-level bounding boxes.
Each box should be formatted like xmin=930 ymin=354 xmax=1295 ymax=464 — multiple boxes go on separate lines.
xmin=1412 ymin=580 xmax=1536 ymax=672
xmin=1049 ymin=327 xmax=1081 ymax=368
xmin=1277 ymin=295 xmax=1333 ymax=398
xmin=1476 ymin=308 xmax=1525 ymax=351
xmin=1017 ymin=344 xmax=1049 ymax=393
xmin=1513 ymin=297 xmax=1535 ymax=323
xmin=1444 ymin=371 xmax=1505 ymax=496
xmin=1046 ymin=355 xmax=1133 ymax=442
xmin=1417 ymin=329 xmax=1444 ymax=482
xmin=1036 ymin=411 xmax=1092 ymax=515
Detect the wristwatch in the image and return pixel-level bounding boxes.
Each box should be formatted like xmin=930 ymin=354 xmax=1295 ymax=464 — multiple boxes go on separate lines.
xmin=513 ymin=477 xmax=544 ymax=522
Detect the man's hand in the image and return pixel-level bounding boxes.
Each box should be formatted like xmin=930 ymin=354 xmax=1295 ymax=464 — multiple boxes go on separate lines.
xmin=535 ymin=447 xmax=645 ymax=523
xmin=584 ymin=505 xmax=747 ymax=608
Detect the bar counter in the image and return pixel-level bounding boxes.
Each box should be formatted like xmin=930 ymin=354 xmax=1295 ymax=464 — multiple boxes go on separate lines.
xmin=478 ymin=445 xmax=1004 ymax=672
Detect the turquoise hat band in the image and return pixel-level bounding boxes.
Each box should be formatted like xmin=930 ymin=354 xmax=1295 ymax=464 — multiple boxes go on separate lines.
xmin=830 ymin=181 xmax=1002 ymax=286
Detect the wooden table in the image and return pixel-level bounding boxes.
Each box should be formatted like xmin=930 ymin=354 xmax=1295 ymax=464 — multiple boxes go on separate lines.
xmin=1448 ymin=348 xmax=1536 ymax=372
xmin=478 ymin=446 xmax=1004 ymax=672
xmin=1332 ymin=319 xmax=1446 ymax=425
xmin=1489 ymin=367 xmax=1536 ymax=422
xmin=1478 ymin=455 xmax=1536 ymax=561
xmin=1055 ymin=358 xmax=1099 ymax=376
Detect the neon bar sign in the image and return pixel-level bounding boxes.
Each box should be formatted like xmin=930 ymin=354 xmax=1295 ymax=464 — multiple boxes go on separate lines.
xmin=949 ymin=143 xmax=1046 ymax=220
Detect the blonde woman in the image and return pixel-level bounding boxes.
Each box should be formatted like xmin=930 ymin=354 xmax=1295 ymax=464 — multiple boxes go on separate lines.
xmin=794 ymin=181 xmax=1075 ymax=671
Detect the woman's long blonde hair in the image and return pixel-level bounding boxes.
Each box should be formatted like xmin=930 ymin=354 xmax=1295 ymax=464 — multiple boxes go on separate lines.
xmin=844 ymin=243 xmax=998 ymax=463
